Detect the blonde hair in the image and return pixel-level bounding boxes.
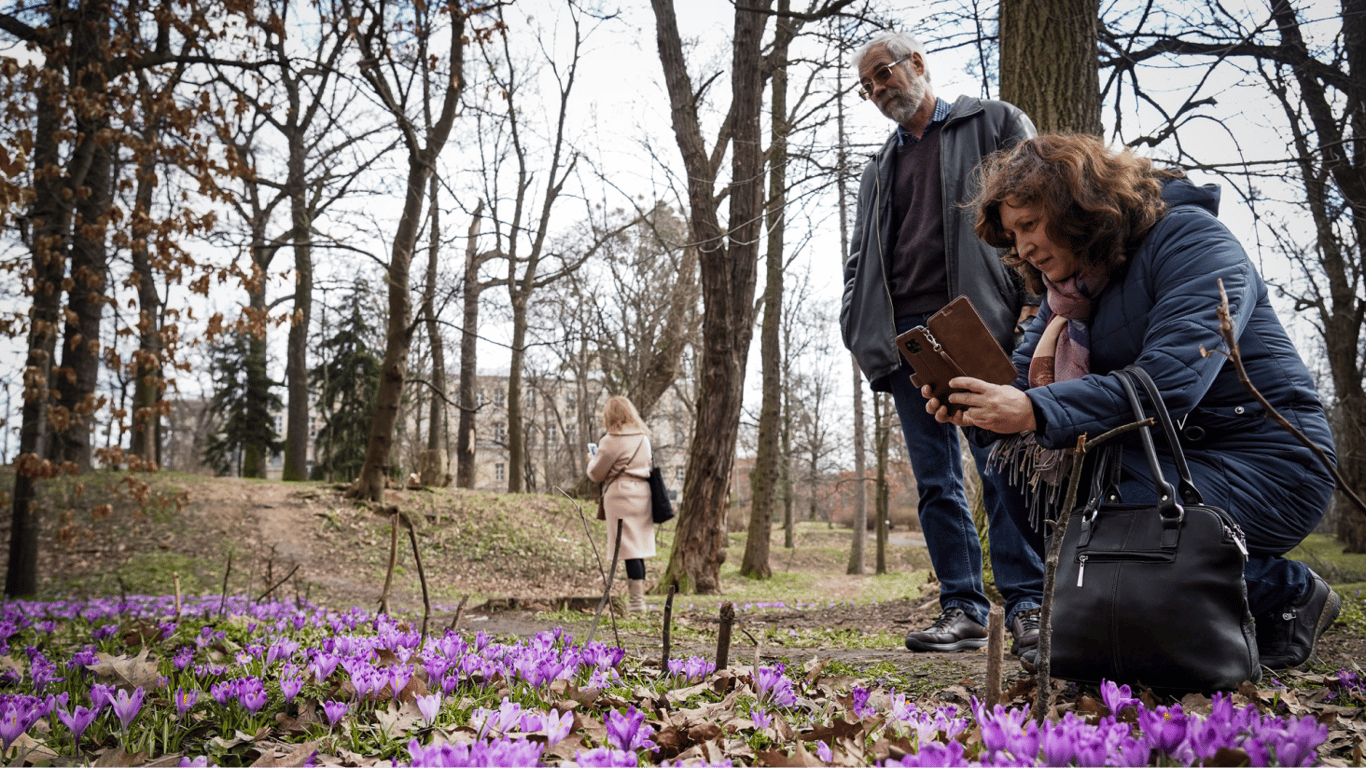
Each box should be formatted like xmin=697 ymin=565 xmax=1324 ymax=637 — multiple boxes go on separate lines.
xmin=602 ymin=395 xmax=651 ymax=436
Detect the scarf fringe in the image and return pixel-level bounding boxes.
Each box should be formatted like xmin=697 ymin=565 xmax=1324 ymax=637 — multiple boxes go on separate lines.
xmin=987 ymin=432 xmax=1072 ymax=533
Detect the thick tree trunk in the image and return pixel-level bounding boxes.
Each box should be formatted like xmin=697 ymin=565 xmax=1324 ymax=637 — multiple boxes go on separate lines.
xmin=52 ymin=6 xmax=114 ymax=469
xmin=456 ymin=203 xmax=484 ymax=489
xmin=129 ymin=148 xmax=163 ymax=466
xmin=652 ymin=0 xmax=770 ymax=594
xmin=350 ymin=156 xmax=427 ymax=500
xmin=282 ymin=144 xmax=313 ymax=481
xmin=740 ymin=0 xmax=793 ymax=580
xmin=421 ymin=172 xmax=449 ymax=487
xmin=999 ymin=0 xmax=1101 ymax=135
xmin=7 ymin=47 xmax=70 ymax=598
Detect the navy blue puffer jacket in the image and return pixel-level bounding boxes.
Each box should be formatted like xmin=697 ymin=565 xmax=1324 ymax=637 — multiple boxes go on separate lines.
xmin=1012 ymin=178 xmax=1336 ymax=550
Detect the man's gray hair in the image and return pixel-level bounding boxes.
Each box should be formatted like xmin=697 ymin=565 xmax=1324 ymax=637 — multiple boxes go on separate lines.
xmin=851 ymin=31 xmax=930 ymax=82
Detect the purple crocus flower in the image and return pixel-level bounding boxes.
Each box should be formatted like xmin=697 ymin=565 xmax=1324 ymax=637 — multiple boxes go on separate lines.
xmin=850 ymin=686 xmax=877 ymax=718
xmin=816 ymin=740 xmax=833 ymax=762
xmin=415 ymin=693 xmax=441 ymax=725
xmin=1100 ymin=679 xmax=1140 ymax=717
xmin=174 ymin=688 xmax=198 ymax=720
xmin=178 ymin=756 xmax=211 ymax=766
xmin=751 ymin=706 xmax=772 ymax=729
xmin=279 ymin=675 xmax=304 ymax=703
xmin=110 ymin=687 xmax=145 ymax=731
xmin=389 ymin=665 xmax=413 ymax=701
xmin=239 ymin=687 xmax=268 ymax=715
xmin=57 ymin=705 xmax=96 ymax=751
xmin=89 ymin=683 xmax=116 ymax=712
xmin=604 ymin=705 xmax=656 ymax=753
xmin=209 ymin=681 xmax=233 ymax=706
xmin=572 ymin=746 xmax=638 ymax=768
xmin=173 ymin=647 xmax=194 ymax=671
xmin=1 ymin=701 xmax=34 ymax=754
xmin=322 ymin=700 xmax=348 ymax=728
xmin=891 ymin=739 xmax=968 ymax=767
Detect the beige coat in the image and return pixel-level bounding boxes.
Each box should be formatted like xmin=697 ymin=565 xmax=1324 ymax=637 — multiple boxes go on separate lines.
xmin=586 ymin=430 xmax=654 ymax=560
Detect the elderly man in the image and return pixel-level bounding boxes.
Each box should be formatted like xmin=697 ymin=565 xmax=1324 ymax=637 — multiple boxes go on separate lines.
xmin=839 ymin=31 xmax=1044 ymax=657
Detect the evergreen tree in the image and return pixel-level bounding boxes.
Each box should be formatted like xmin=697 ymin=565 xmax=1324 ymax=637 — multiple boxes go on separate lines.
xmin=311 ymin=292 xmax=382 ymax=482
xmin=203 ymin=333 xmax=284 ymax=476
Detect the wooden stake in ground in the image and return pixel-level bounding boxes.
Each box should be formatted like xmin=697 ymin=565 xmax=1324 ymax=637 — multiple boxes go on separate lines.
xmin=716 ymin=601 xmax=735 ymax=670
xmin=586 ymin=520 xmax=624 ymax=648
xmin=449 ymin=595 xmax=470 ymax=632
xmin=378 ymin=507 xmax=401 ymax=616
xmin=219 ymin=552 xmax=233 ymax=619
xmin=173 ymin=572 xmax=182 ymax=622
xmin=986 ymin=605 xmax=1004 ymax=709
xmin=407 ymin=522 xmax=432 ymax=637
xmin=662 ymin=580 xmax=678 ymax=669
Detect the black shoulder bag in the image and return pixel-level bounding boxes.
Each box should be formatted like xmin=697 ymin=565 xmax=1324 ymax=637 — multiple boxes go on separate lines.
xmin=648 ymin=466 xmax=674 ymax=524
xmin=1050 ymin=365 xmax=1260 ymax=691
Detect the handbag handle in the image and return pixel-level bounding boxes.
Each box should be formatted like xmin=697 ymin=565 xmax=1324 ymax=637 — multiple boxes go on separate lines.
xmin=1121 ymin=365 xmax=1204 ymax=506
xmin=1111 ymin=368 xmax=1182 ymax=523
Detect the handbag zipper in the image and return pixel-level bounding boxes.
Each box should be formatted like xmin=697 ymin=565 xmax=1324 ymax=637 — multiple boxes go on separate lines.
xmin=1074 ymin=549 xmax=1176 ymax=588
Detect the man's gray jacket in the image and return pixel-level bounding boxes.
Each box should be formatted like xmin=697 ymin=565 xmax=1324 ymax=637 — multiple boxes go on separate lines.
xmin=840 ymin=94 xmax=1036 ymax=392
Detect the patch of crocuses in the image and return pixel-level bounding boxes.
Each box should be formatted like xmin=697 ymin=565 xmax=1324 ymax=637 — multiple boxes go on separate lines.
xmin=0 ymin=594 xmax=1335 ymax=766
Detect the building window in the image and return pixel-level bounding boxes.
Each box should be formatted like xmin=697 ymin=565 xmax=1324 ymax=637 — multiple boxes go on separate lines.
xmin=494 ymin=388 xmax=505 ymax=406
xmin=495 ymin=463 xmax=505 ymax=481
xmin=566 ymin=389 xmax=577 ymax=407
xmin=495 ymin=422 xmax=506 ymax=442
xmin=674 ymin=466 xmax=685 ymax=483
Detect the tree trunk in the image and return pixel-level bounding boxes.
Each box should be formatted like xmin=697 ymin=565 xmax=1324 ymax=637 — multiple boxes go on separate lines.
xmin=999 ymin=0 xmax=1101 ymax=135
xmin=346 ymin=0 xmax=465 ymax=502
xmin=456 ymin=202 xmax=484 ymax=489
xmin=282 ymin=134 xmax=313 ymax=481
xmin=6 ymin=49 xmax=68 ymax=597
xmin=740 ymin=0 xmax=793 ymax=580
xmin=505 ymin=297 xmax=529 ymax=492
xmin=652 ymin=0 xmax=771 ymax=594
xmin=52 ymin=3 xmax=113 ymax=470
xmin=421 ymin=171 xmax=450 ymax=487
xmin=129 ymin=139 xmax=163 ymax=467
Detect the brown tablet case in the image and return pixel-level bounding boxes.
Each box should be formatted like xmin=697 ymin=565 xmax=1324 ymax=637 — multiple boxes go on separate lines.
xmin=894 ymin=296 xmax=1016 ymax=415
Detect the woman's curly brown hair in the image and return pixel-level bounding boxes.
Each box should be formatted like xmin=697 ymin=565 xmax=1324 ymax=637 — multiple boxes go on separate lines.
xmin=971 ymin=134 xmax=1179 ymax=294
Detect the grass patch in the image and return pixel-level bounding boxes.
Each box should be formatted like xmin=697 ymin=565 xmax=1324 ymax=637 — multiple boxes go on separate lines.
xmin=1288 ymin=533 xmax=1366 ymax=584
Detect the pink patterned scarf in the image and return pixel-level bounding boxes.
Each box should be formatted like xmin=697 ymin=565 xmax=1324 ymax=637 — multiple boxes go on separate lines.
xmin=990 ymin=268 xmax=1109 ymax=526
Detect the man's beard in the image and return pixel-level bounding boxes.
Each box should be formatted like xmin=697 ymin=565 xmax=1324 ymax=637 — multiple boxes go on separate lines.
xmin=880 ymin=73 xmax=927 ymax=127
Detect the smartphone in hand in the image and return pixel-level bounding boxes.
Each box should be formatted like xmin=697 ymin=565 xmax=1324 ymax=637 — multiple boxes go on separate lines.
xmin=587 ymin=443 xmax=597 ymax=456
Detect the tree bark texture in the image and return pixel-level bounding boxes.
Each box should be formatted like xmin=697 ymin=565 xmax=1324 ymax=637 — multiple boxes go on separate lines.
xmin=652 ymin=0 xmax=771 ymax=593
xmin=282 ymin=131 xmax=314 ymax=481
xmin=421 ymin=171 xmax=450 ymax=486
xmin=456 ymin=202 xmax=485 ymax=489
xmin=999 ymin=0 xmax=1102 ymax=135
xmin=51 ymin=2 xmax=114 ymax=470
xmin=741 ymin=0 xmax=794 ymax=581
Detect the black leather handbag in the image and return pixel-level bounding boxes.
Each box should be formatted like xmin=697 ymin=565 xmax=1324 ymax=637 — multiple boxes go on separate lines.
xmin=648 ymin=466 xmax=674 ymax=524
xmin=1050 ymin=365 xmax=1260 ymax=691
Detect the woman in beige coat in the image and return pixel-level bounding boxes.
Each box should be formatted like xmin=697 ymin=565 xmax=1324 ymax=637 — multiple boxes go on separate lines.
xmin=586 ymin=395 xmax=655 ymax=613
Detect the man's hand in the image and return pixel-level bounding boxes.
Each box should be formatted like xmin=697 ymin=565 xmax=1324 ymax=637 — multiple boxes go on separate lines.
xmin=1015 ymin=305 xmax=1039 ymax=335
xmin=922 ymin=376 xmax=1036 ymax=434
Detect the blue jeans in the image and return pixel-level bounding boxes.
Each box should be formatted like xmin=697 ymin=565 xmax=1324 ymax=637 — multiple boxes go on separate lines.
xmin=889 ymin=314 xmax=1044 ymax=627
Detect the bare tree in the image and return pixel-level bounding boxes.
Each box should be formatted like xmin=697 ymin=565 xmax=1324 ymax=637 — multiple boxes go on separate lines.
xmin=470 ymin=1 xmax=620 ymax=492
xmin=342 ymin=0 xmax=469 ymax=502
xmin=1100 ymin=0 xmax=1366 ymax=549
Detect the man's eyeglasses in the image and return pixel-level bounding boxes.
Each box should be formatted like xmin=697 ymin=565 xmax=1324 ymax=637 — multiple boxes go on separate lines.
xmin=858 ymin=54 xmax=912 ymax=100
